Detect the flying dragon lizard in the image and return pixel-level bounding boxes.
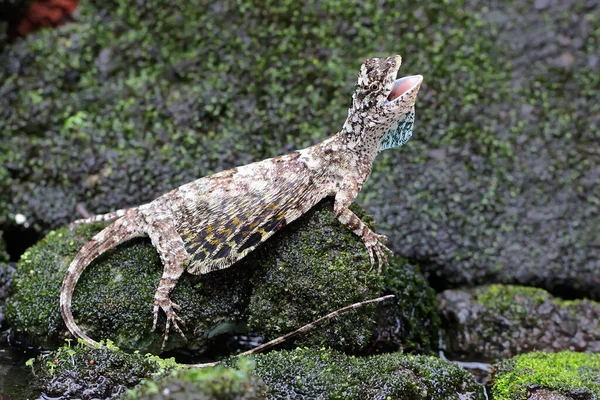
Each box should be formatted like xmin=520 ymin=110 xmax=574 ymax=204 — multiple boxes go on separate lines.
xmin=60 ymin=55 xmax=423 ymax=348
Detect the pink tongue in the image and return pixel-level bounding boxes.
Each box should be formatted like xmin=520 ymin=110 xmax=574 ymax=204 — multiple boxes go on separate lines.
xmin=387 ymin=77 xmax=419 ymax=101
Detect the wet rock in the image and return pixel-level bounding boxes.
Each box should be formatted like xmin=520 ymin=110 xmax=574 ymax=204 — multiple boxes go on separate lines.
xmin=438 ymin=285 xmax=600 ymax=362
xmin=490 ymin=351 xmax=600 ymax=400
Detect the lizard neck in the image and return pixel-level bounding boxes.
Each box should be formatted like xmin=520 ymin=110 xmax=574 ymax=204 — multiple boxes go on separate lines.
xmin=319 ymin=131 xmax=377 ymax=187
xmin=338 ymin=109 xmax=386 ymax=159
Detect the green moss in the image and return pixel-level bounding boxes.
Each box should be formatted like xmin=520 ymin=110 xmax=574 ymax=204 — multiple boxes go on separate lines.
xmin=28 ymin=340 xmax=179 ymax=399
xmin=226 ymin=347 xmax=485 ymax=399
xmin=491 ymin=352 xmax=600 ymax=399
xmin=7 ymin=199 xmax=432 ymax=355
xmin=127 ymin=358 xmax=266 ymax=400
xmin=475 ymin=284 xmax=550 ymax=318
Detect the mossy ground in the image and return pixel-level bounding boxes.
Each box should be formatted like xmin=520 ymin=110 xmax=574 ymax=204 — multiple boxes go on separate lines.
xmin=6 ymin=199 xmax=438 ymax=356
xmin=490 ymin=351 xmax=600 ymax=400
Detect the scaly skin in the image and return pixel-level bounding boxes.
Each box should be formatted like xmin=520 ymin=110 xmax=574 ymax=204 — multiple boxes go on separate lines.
xmin=60 ymin=55 xmax=423 ymax=348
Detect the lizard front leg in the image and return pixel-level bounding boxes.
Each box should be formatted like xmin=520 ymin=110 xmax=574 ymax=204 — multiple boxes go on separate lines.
xmin=334 ymin=179 xmax=392 ymax=273
xmin=144 ymin=216 xmax=189 ymax=349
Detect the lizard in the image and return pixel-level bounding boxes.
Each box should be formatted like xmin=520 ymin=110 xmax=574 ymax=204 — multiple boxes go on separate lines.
xmin=60 ymin=54 xmax=423 ymax=349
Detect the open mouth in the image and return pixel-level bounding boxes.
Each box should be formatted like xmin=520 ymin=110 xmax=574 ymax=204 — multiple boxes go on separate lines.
xmin=387 ymin=75 xmax=423 ymax=102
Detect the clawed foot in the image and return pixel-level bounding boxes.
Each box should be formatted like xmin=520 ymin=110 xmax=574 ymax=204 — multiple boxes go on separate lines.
xmin=152 ymin=297 xmax=187 ymax=349
xmin=364 ymin=233 xmax=393 ymax=273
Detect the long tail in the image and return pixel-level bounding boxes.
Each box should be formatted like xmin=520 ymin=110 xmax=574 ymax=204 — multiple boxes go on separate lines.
xmin=60 ymin=213 xmax=144 ymax=346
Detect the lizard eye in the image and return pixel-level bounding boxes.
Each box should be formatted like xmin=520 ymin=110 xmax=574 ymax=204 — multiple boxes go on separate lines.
xmin=370 ymin=82 xmax=381 ymax=91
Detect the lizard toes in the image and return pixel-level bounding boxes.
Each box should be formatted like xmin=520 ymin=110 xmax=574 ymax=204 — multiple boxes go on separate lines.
xmin=366 ymin=245 xmax=375 ymax=267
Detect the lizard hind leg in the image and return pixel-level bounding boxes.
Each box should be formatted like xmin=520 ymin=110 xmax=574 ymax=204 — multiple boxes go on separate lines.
xmin=144 ymin=218 xmax=189 ymax=349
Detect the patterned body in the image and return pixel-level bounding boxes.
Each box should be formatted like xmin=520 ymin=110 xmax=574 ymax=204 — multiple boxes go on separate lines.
xmin=174 ymin=157 xmax=314 ymax=273
xmin=60 ymin=55 xmax=423 ymax=349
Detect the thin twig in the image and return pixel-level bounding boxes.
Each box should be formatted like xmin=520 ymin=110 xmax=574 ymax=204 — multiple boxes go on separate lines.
xmin=186 ymin=294 xmax=395 ymax=368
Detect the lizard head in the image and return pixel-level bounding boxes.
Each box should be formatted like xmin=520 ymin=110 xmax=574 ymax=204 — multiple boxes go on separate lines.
xmin=343 ymin=55 xmax=423 ymax=153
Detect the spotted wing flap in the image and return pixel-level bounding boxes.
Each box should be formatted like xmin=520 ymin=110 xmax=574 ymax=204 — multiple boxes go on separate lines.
xmin=178 ymin=159 xmax=319 ymax=275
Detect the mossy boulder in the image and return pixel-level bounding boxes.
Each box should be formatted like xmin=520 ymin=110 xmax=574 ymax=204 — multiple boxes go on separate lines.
xmin=438 ymin=285 xmax=600 ymax=362
xmin=223 ymin=347 xmax=485 ymax=399
xmin=27 ymin=341 xmax=179 ymax=399
xmin=32 ymin=345 xmax=480 ymax=399
xmin=490 ymin=351 xmax=600 ymax=400
xmin=363 ymin=0 xmax=600 ymax=300
xmin=6 ymin=198 xmax=438 ymax=355
xmin=0 ymin=0 xmax=480 ymax=233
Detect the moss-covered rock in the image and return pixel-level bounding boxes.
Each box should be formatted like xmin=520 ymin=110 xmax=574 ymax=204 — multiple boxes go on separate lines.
xmin=6 ymin=198 xmax=437 ymax=355
xmin=223 ymin=347 xmax=485 ymax=399
xmin=490 ymin=351 xmax=600 ymax=400
xmin=127 ymin=359 xmax=266 ymax=400
xmin=438 ymin=285 xmax=600 ymax=362
xmin=27 ymin=340 xmax=179 ymax=399
xmin=363 ymin=0 xmax=600 ymax=300
xmin=33 ymin=345 xmax=479 ymax=399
